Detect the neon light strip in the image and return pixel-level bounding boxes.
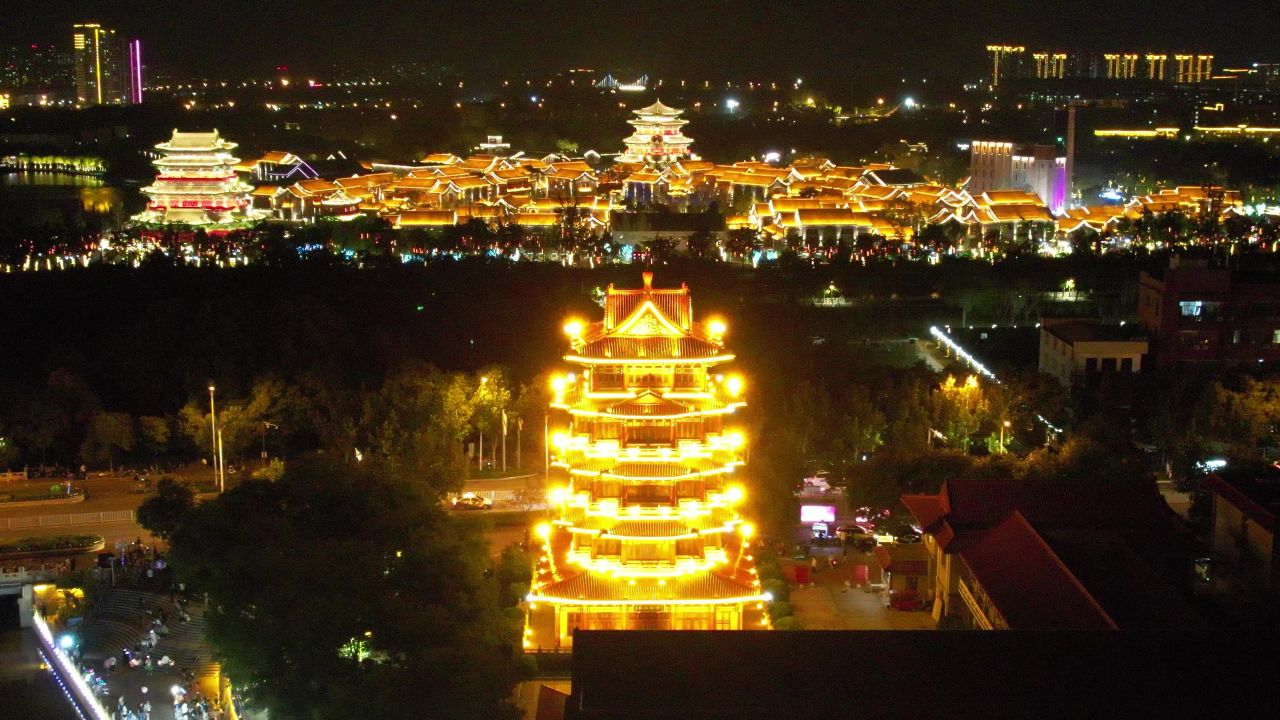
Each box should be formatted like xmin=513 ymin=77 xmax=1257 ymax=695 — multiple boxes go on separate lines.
xmin=564 ymin=354 xmax=736 ymax=365
xmin=33 ymin=612 xmax=111 ymax=720
xmin=565 ymin=403 xmax=744 ymax=420
xmin=929 ymin=326 xmax=1063 ymax=434
xmin=528 ymin=593 xmax=767 ymax=606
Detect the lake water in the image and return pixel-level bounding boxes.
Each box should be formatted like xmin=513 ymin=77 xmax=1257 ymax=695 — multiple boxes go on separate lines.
xmin=0 ymin=172 xmax=142 ymax=232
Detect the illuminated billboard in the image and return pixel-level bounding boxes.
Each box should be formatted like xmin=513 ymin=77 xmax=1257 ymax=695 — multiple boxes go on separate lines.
xmin=800 ymin=505 xmax=836 ymax=523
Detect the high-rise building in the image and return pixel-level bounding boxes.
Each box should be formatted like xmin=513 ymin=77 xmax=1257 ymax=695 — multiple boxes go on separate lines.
xmin=136 ymin=129 xmax=261 ymax=225
xmin=72 ymin=23 xmax=141 ymax=105
xmin=1174 ymin=54 xmax=1214 ymax=83
xmin=617 ymin=100 xmax=697 ymax=169
xmin=524 ymin=274 xmax=767 ymax=649
xmin=0 ymin=43 xmax=72 ymax=94
xmin=1104 ymin=53 xmax=1141 ymax=79
xmin=1032 ymin=52 xmax=1068 ymax=79
xmin=969 ymin=141 xmax=1069 ymax=213
xmin=986 ymin=45 xmax=1025 ymax=87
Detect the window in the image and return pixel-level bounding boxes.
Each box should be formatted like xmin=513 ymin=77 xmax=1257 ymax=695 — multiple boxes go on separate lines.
xmin=1179 ymin=300 xmax=1223 ymax=319
xmin=906 ymin=576 xmax=919 ymax=591
xmin=1102 ymin=358 xmax=1117 ymax=373
xmin=1121 ymin=357 xmax=1134 ymax=373
xmin=1177 ymin=331 xmax=1208 ymax=349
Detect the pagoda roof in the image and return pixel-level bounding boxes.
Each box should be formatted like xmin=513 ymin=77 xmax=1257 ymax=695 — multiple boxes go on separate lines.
xmin=634 ymin=99 xmax=684 ymax=116
xmin=607 ymin=391 xmax=692 ymax=416
xmin=156 ymin=129 xmax=236 ymax=152
xmin=534 ymin=569 xmax=756 ymax=603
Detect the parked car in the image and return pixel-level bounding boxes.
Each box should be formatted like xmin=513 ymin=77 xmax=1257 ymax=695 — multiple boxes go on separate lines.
xmin=888 ymin=590 xmax=926 ymax=611
xmin=450 ymin=493 xmax=493 ymax=510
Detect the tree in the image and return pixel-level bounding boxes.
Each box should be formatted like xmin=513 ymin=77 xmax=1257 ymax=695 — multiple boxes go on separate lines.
xmin=642 ymin=236 xmax=678 ymax=264
xmin=138 ymin=416 xmax=171 ymax=465
xmin=685 ymin=229 xmax=717 ymax=260
xmin=169 ymin=455 xmax=523 ymax=720
xmin=136 ymin=478 xmax=195 ymax=540
xmin=80 ymin=412 xmax=134 ymax=472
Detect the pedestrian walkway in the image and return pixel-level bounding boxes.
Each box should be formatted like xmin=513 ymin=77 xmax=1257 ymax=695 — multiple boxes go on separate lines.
xmin=78 ymin=587 xmax=226 ymax=719
xmin=785 ymin=555 xmax=935 ymax=631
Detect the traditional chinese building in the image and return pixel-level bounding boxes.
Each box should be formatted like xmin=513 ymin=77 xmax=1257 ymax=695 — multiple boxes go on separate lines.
xmin=617 ymin=100 xmax=697 ymax=169
xmin=525 ymin=273 xmax=767 ymax=649
xmin=136 ymin=129 xmax=260 ymax=225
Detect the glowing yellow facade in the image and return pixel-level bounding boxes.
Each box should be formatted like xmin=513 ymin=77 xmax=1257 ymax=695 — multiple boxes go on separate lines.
xmin=524 ymin=273 xmax=767 ymax=649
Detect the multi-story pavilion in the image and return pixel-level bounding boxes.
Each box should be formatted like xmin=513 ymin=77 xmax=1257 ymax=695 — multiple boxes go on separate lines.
xmin=617 ymin=100 xmax=697 ymax=169
xmin=137 ymin=129 xmax=261 ymax=225
xmin=525 ymin=273 xmax=767 ymax=649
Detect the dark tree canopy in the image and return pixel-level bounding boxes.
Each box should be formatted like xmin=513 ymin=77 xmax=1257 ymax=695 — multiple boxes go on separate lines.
xmin=168 ymin=455 xmax=523 ymax=720
xmin=136 ymin=478 xmax=196 ymax=540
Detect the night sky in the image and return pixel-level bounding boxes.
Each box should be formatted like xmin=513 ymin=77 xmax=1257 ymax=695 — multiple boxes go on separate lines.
xmin=6 ymin=1 xmax=1276 ymax=81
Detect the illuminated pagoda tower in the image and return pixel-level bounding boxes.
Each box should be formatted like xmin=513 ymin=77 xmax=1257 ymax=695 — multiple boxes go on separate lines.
xmin=617 ymin=100 xmax=697 ymax=169
xmin=525 ymin=273 xmax=768 ymax=650
xmin=136 ymin=129 xmax=260 ymax=225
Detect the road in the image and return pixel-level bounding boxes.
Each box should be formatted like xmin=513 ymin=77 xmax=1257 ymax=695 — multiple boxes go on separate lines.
xmin=2 ymin=470 xmax=539 ymax=561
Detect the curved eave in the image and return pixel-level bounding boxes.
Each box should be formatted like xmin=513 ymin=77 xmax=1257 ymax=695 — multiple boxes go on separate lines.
xmin=527 ymin=593 xmax=765 ymax=607
xmin=563 ymin=353 xmax=736 ymax=365
xmin=560 ymin=402 xmax=745 ymax=420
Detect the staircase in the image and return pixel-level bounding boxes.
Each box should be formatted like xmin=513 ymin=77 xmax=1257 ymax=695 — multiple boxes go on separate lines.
xmin=80 ymin=587 xmax=219 ymax=682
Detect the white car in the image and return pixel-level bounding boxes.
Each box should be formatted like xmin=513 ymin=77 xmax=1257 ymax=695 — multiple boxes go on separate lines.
xmin=450 ymin=492 xmax=493 ymax=510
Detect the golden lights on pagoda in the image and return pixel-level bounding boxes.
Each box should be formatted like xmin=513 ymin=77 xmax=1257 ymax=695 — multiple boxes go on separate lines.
xmin=523 ymin=274 xmax=769 ymax=649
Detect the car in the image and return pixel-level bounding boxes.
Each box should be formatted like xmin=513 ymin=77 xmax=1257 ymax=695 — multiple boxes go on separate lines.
xmin=836 ymin=525 xmax=871 ymax=542
xmin=895 ymin=532 xmax=922 ymax=544
xmin=853 ymin=537 xmax=878 ymax=554
xmin=450 ymin=493 xmax=493 ymax=510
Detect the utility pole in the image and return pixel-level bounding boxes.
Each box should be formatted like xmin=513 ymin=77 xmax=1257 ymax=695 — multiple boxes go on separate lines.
xmin=208 ymin=385 xmax=220 ymax=492
xmin=516 ymin=417 xmax=523 ymax=471
xmin=502 ymin=410 xmax=508 ymax=472
xmin=543 ymin=412 xmax=549 ymax=478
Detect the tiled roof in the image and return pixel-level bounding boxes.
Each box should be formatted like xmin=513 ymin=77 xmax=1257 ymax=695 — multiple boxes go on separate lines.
xmin=958 ymin=512 xmax=1117 ymax=630
xmin=574 ymin=335 xmax=724 ymax=361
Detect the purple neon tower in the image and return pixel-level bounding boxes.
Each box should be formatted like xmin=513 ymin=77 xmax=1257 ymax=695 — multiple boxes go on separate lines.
xmin=127 ymin=39 xmax=143 ymax=104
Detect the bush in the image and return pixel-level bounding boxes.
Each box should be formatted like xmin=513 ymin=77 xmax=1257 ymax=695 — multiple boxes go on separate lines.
xmin=757 ymin=562 xmax=785 ymax=583
xmin=772 ymin=616 xmax=805 ymax=630
xmin=766 ymin=600 xmax=793 ymax=621
xmin=761 ymin=578 xmax=789 ymax=604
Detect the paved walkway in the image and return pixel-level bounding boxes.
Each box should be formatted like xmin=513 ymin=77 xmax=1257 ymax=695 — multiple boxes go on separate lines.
xmin=785 ymin=552 xmax=935 ymax=631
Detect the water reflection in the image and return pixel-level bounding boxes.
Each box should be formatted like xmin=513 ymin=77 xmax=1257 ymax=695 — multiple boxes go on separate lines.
xmin=1 ymin=171 xmax=132 ymax=216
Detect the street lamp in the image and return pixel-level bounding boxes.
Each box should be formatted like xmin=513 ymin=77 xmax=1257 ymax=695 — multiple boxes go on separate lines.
xmin=208 ymin=385 xmax=222 ymax=492
xmin=1000 ymin=420 xmax=1011 ymax=454
xmin=477 ymin=376 xmax=489 ymax=471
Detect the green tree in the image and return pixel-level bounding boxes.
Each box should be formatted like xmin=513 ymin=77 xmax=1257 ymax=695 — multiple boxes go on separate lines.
xmin=685 ymin=229 xmax=717 ymax=260
xmin=80 ymin=412 xmax=134 ymax=472
xmin=169 ymin=456 xmax=523 ymax=720
xmin=138 ymin=416 xmax=171 ymax=465
xmin=136 ymin=478 xmax=196 ymax=540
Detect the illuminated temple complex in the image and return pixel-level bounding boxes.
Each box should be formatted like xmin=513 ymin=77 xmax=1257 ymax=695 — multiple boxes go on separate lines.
xmin=525 ymin=273 xmax=767 ymax=649
xmin=136 ymin=129 xmax=260 ymax=225
xmin=617 ymin=100 xmax=697 ymax=168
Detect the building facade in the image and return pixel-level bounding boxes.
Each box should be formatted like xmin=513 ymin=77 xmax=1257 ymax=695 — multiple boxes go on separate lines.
xmin=1038 ymin=320 xmax=1148 ymax=388
xmin=73 ymin=24 xmax=126 ymax=105
xmin=617 ymin=100 xmax=697 ymax=169
xmin=969 ymin=141 xmax=1068 ymax=213
xmin=1138 ymin=261 xmax=1280 ymax=367
xmin=136 ymin=129 xmax=260 ymax=225
xmin=525 ymin=273 xmax=767 ymax=649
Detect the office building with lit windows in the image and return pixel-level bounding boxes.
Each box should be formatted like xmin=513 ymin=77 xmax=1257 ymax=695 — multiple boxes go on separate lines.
xmin=72 ymin=23 xmax=141 ymax=105
xmin=524 ymin=274 xmax=767 ymax=649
